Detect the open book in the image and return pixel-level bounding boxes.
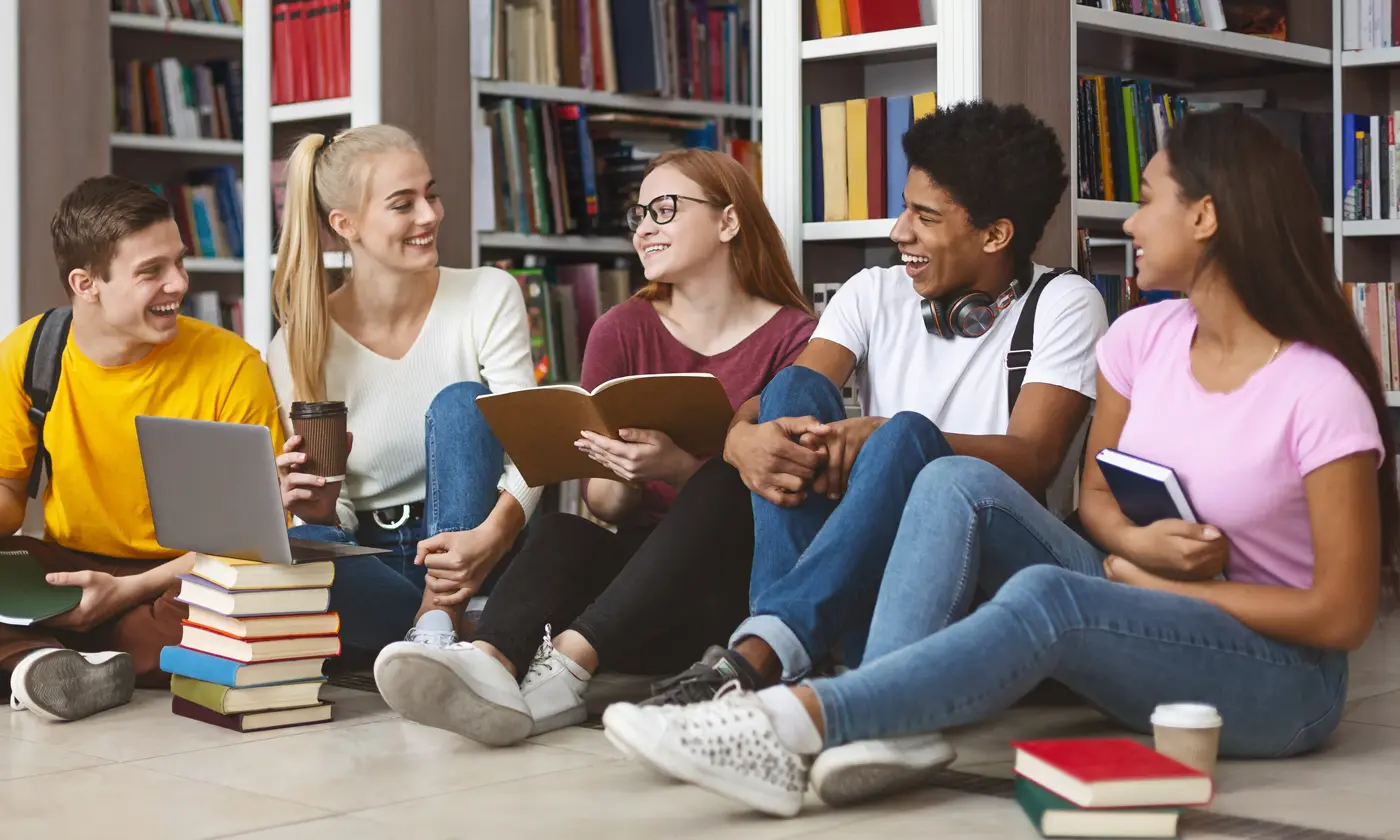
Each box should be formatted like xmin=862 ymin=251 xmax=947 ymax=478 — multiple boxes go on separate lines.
xmin=473 ymin=373 xmax=735 ymax=486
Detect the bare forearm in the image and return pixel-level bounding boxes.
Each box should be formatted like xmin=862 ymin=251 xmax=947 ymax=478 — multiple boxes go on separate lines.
xmin=0 ymin=484 xmax=27 ymax=535
xmin=585 ymin=479 xmax=642 ymax=523
xmin=1078 ymin=487 xmax=1143 ymax=557
xmin=1150 ymin=577 xmax=1369 ymax=651
xmin=128 ymin=552 xmax=198 ymax=603
xmin=727 ymin=396 xmax=760 ymax=433
xmin=942 ymin=433 xmax=1056 ymax=499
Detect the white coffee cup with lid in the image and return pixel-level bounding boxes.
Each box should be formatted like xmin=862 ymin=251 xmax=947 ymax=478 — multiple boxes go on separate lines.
xmin=1151 ymin=703 xmax=1223 ymax=777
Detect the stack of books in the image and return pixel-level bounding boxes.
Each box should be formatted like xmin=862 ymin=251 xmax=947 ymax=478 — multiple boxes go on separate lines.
xmin=160 ymin=554 xmax=341 ymax=733
xmin=1010 ymin=738 xmax=1214 ymax=838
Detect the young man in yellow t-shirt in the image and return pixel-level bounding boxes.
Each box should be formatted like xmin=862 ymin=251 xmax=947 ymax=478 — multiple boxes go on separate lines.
xmin=0 ymin=176 xmax=284 ymax=722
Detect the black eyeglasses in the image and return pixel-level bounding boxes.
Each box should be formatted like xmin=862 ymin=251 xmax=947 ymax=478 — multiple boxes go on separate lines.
xmin=624 ymin=194 xmax=723 ymax=232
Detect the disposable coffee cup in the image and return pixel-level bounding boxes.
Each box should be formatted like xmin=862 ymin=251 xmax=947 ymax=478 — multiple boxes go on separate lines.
xmin=1151 ymin=703 xmax=1223 ymax=777
xmin=291 ymin=400 xmax=348 ymax=478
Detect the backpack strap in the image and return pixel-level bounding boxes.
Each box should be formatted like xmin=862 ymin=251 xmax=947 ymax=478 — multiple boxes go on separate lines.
xmin=22 ymin=306 xmax=72 ymax=499
xmin=1006 ymin=267 xmax=1076 ymax=416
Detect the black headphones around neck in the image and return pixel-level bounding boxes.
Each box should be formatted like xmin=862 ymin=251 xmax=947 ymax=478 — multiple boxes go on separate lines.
xmin=921 ymin=276 xmax=1027 ymax=339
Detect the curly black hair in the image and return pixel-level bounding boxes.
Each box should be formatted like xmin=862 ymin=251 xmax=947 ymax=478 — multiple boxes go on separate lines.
xmin=902 ymin=100 xmax=1069 ymax=268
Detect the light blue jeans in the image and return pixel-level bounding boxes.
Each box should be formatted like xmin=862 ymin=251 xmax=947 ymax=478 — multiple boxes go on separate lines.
xmin=291 ymin=381 xmax=510 ymax=655
xmin=809 ymin=456 xmax=1350 ymax=759
xmin=734 ymin=365 xmax=954 ymax=678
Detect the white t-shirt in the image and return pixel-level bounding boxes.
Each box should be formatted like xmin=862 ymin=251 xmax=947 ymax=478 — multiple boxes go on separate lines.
xmin=812 ymin=263 xmax=1109 ymax=514
xmin=267 ymin=266 xmax=541 ymax=532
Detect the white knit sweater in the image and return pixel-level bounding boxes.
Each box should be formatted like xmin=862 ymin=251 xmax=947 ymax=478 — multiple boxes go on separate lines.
xmin=266 ymin=266 xmax=542 ymax=531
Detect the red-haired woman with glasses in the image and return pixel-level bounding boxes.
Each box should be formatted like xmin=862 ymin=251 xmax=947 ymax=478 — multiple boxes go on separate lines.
xmin=374 ymin=148 xmax=816 ymax=747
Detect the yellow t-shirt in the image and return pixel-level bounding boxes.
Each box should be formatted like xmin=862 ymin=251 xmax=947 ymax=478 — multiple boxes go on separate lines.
xmin=0 ymin=314 xmax=285 ymax=560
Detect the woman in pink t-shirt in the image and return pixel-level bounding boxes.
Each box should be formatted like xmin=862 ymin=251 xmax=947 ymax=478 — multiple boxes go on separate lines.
xmin=374 ymin=148 xmax=816 ymax=746
xmin=602 ymin=110 xmax=1399 ymax=817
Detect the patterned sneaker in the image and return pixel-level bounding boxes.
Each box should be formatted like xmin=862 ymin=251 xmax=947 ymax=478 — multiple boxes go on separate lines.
xmin=9 ymin=649 xmax=135 ymax=722
xmin=603 ymin=682 xmax=809 ymax=817
xmin=641 ymin=645 xmax=763 ymax=707
xmin=809 ymin=733 xmax=956 ymax=807
xmin=373 ymin=640 xmax=531 ymax=746
xmin=403 ymin=625 xmax=458 ymax=649
xmin=520 ymin=625 xmax=590 ymax=736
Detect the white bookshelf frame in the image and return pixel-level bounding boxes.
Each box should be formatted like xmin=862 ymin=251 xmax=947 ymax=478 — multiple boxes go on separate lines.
xmin=0 ymin=0 xmax=18 ymax=334
xmin=109 ymin=11 xmax=243 ymax=41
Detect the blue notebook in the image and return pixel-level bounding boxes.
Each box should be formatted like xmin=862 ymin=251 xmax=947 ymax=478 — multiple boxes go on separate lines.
xmin=1095 ymin=448 xmax=1197 ymax=527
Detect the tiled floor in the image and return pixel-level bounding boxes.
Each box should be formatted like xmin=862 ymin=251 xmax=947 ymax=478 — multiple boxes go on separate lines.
xmin=4 ymin=616 xmax=1399 ymax=840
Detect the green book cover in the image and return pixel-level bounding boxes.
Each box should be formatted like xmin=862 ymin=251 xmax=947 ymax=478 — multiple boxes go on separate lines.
xmin=1123 ymin=84 xmax=1141 ymax=203
xmin=0 ymin=551 xmax=81 ymax=626
xmin=1015 ymin=776 xmax=1180 ymax=838
xmin=170 ymin=674 xmax=236 ymax=714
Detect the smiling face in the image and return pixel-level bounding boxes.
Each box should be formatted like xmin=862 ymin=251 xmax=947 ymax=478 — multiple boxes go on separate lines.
xmin=329 ymin=148 xmax=442 ymax=273
xmin=73 ymin=218 xmax=189 ymax=346
xmin=1123 ymin=151 xmax=1214 ymax=292
xmin=888 ymin=167 xmax=1010 ymax=300
xmin=630 ymin=164 xmax=733 ymax=284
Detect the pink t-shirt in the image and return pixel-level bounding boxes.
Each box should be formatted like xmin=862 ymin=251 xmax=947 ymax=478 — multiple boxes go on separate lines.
xmin=581 ymin=298 xmax=817 ymax=526
xmin=1098 ymin=299 xmax=1384 ymax=589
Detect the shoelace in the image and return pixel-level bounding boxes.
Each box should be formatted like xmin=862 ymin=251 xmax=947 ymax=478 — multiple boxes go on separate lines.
xmin=648 ymin=659 xmax=730 ymax=704
xmin=406 ymin=627 xmax=457 ymax=648
xmin=523 ymin=624 xmax=557 ymax=684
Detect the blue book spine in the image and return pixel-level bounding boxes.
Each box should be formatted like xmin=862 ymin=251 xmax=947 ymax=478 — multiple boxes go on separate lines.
xmin=160 ymin=645 xmax=243 ymax=687
xmin=885 ymin=96 xmax=914 ymax=218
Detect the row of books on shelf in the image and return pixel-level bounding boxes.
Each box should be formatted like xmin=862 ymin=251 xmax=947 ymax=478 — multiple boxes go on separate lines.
xmin=153 ymin=166 xmax=245 ymax=259
xmin=1077 ymin=229 xmax=1180 ymax=324
xmin=801 ymin=92 xmax=936 ymax=224
xmin=184 ymin=290 xmax=245 ymax=335
xmin=1075 ymin=0 xmax=1288 ymax=39
xmin=804 ymin=0 xmax=930 ymax=39
xmin=1342 ymin=113 xmax=1400 ymax=222
xmin=1343 ymin=0 xmax=1400 ymax=50
xmin=1346 ymin=282 xmax=1400 ymax=391
xmin=114 ymin=57 xmax=244 ymax=142
xmin=474 ymin=0 xmax=753 ymax=106
xmin=479 ymin=97 xmax=758 ymax=238
xmin=111 ymin=0 xmax=243 ymax=25
xmin=161 ymin=554 xmax=338 ymax=733
xmin=1076 ymin=78 xmax=1331 ymax=214
xmin=491 ymin=258 xmax=638 ymax=385
xmin=272 ymin=0 xmax=350 ymax=105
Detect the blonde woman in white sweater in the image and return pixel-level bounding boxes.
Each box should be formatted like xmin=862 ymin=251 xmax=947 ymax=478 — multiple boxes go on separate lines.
xmin=267 ymin=125 xmax=538 ymax=657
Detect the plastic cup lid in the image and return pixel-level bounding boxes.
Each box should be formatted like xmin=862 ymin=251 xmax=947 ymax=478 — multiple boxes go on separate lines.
xmin=1151 ymin=702 xmax=1222 ymax=729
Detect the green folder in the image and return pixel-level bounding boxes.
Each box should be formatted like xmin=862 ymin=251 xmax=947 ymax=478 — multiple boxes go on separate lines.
xmin=0 ymin=551 xmax=81 ymax=626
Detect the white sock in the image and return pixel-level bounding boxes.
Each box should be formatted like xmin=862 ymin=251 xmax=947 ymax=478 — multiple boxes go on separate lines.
xmin=758 ymin=686 xmax=823 ymax=755
xmin=415 ymin=609 xmax=455 ymax=633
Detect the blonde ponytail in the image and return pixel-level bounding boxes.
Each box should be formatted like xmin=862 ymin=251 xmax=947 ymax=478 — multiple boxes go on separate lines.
xmin=271 ymin=124 xmax=424 ymax=402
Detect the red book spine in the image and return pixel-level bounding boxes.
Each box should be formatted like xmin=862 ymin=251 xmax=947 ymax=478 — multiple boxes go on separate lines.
xmin=847 ymin=0 xmax=866 ymax=34
xmin=860 ymin=0 xmax=921 ymax=33
xmin=272 ymin=2 xmax=290 ymax=105
xmin=867 ymin=96 xmax=886 ymax=220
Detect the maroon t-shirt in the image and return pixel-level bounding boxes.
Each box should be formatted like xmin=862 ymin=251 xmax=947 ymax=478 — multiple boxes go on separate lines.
xmin=580 ymin=298 xmax=817 ymax=527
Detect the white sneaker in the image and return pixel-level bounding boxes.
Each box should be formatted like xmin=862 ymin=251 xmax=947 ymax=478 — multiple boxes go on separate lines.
xmin=521 ymin=626 xmax=589 ymax=736
xmin=403 ymin=625 xmax=458 ymax=649
xmin=373 ymin=640 xmax=532 ymax=746
xmin=602 ymin=682 xmax=809 ymax=817
xmin=9 ymin=649 xmax=135 ymax=722
xmin=809 ymin=733 xmax=956 ymax=807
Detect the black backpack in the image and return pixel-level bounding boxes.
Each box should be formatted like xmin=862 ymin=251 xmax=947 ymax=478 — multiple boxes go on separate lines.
xmin=21 ymin=306 xmax=73 ymax=499
xmin=1004 ymin=266 xmax=1076 ymax=413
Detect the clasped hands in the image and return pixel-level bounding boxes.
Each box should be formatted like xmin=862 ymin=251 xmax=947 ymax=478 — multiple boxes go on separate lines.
xmin=724 ymin=415 xmax=885 ymax=507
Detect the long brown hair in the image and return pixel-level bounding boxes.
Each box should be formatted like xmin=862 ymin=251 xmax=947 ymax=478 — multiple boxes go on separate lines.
xmin=1165 ymin=108 xmax=1398 ymax=597
xmin=272 ymin=124 xmax=422 ymax=402
xmin=635 ymin=148 xmax=812 ymax=315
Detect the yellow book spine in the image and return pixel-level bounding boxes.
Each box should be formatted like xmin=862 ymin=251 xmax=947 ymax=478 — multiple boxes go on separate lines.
xmin=815 ymin=0 xmax=849 ymax=38
xmin=913 ymin=91 xmax=938 ymax=120
xmin=820 ymin=102 xmax=849 ymax=222
xmin=845 ymin=99 xmax=869 ymax=221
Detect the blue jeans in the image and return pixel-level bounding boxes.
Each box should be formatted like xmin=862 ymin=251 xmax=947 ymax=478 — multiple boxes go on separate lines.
xmin=733 ymin=366 xmax=954 ymax=678
xmin=809 ymin=457 xmax=1350 ymax=759
xmin=290 ymin=381 xmax=510 ymax=654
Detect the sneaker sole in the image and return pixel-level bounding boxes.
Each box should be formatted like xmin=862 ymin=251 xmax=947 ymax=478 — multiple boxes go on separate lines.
xmin=527 ymin=702 xmax=587 ymax=737
xmin=812 ymin=749 xmax=956 ymax=807
xmin=604 ymin=705 xmax=802 ymax=817
xmin=18 ymin=650 xmax=134 ymax=722
xmin=375 ymin=653 xmax=532 ymax=747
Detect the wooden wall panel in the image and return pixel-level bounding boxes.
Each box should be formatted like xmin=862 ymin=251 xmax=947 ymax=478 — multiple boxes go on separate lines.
xmin=378 ymin=1 xmax=473 ymax=269
xmin=18 ymin=0 xmax=110 ymax=318
xmin=978 ymin=0 xmax=1075 ymax=268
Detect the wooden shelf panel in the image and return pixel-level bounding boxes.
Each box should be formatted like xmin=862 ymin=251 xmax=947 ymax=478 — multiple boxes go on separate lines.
xmin=1075 ymin=6 xmax=1330 ymax=67
xmin=478 ymin=231 xmax=636 ymax=254
xmin=271 ymin=98 xmax=353 ymax=123
xmin=803 ymin=219 xmax=897 ymax=241
xmin=109 ymin=12 xmax=243 ymax=40
xmin=475 ymin=80 xmax=759 ymax=120
xmin=801 ymin=25 xmax=938 ymax=62
xmin=110 ymin=133 xmax=243 ymax=155
xmin=185 ymin=257 xmax=244 ymax=273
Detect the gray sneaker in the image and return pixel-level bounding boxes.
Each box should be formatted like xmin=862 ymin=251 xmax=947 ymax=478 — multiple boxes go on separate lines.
xmin=403 ymin=625 xmax=458 ymax=649
xmin=9 ymin=649 xmax=135 ymax=722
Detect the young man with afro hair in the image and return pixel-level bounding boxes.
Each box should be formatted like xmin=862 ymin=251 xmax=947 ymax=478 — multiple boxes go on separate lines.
xmin=637 ymin=100 xmax=1109 ymax=719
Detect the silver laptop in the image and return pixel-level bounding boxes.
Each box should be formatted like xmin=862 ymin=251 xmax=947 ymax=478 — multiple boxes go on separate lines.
xmin=135 ymin=415 xmax=389 ymax=565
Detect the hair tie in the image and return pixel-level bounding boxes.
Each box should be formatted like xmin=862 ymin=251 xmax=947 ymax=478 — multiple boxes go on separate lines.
xmin=313 ymin=133 xmax=334 ymax=167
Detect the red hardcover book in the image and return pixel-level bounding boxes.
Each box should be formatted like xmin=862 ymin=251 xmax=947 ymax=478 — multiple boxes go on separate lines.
xmin=857 ymin=0 xmax=922 ymax=33
xmin=1012 ymin=739 xmax=1214 ymax=809
xmin=847 ymin=0 xmax=866 ymax=34
xmin=272 ymin=2 xmax=291 ymax=104
xmin=172 ymin=695 xmax=334 ymax=733
xmin=866 ymin=96 xmax=886 ymax=220
xmin=340 ymin=0 xmax=352 ymax=98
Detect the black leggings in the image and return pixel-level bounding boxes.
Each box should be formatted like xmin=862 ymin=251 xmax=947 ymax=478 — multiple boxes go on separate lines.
xmin=472 ymin=458 xmax=754 ymax=677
